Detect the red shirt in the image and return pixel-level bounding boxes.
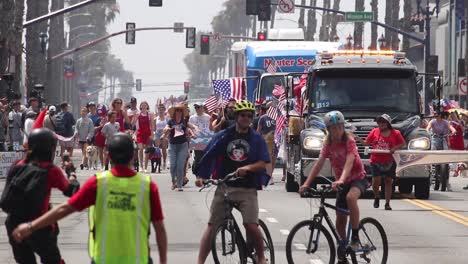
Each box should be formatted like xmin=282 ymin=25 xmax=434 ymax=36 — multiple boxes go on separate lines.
xmin=366 ymin=128 xmax=405 ymax=164
xmin=449 ymin=122 xmax=464 ymax=150
xmin=16 ymin=160 xmax=69 ymax=217
xmin=320 ymin=136 xmax=366 ymax=184
xmin=68 ymin=166 xmax=164 ymax=222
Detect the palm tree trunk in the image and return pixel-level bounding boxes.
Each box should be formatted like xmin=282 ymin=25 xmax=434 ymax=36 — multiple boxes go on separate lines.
xmin=401 ymin=0 xmax=412 ymax=52
xmin=298 ymin=0 xmax=306 ymax=36
xmin=270 ymin=4 xmax=277 ymax=28
xmin=353 ymin=0 xmax=365 ymax=49
xmin=370 ymin=0 xmax=378 ymax=50
xmin=390 ymin=0 xmax=400 ymax=50
xmin=384 ymin=0 xmax=392 ymax=49
xmin=47 ymin=0 xmax=65 ymax=105
xmin=25 ymin=0 xmax=48 ymax=95
xmin=14 ymin=0 xmax=25 ymax=97
xmin=0 ymin=0 xmax=15 ymax=98
xmin=306 ymin=0 xmax=318 ymax=41
xmin=319 ymin=0 xmax=331 ymax=41
xmin=329 ymin=0 xmax=341 ymax=41
xmin=252 ymin=16 xmax=257 ymax=37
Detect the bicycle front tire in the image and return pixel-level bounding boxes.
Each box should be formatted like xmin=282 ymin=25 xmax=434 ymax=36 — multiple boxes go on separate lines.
xmin=286 ymin=220 xmax=335 ymax=264
xmin=259 ymin=219 xmax=275 ymax=264
xmin=211 ymin=223 xmax=247 ymax=264
xmin=358 ymin=217 xmax=389 ymax=264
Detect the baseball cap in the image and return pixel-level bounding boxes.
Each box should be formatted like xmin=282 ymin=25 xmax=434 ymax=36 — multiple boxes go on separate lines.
xmin=48 ymin=106 xmax=56 ymax=112
xmin=87 ymin=101 xmax=96 ymax=107
xmin=376 ymin=114 xmax=392 ymax=129
xmin=194 ymin=103 xmax=202 ymax=107
xmin=130 ymin=97 xmax=137 ymax=103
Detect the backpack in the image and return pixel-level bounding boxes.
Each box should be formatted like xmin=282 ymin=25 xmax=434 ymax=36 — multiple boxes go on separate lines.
xmin=54 ymin=111 xmax=66 ymax=136
xmin=0 ymin=164 xmax=51 ymax=220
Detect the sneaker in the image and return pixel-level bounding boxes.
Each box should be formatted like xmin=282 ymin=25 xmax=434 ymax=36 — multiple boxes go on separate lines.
xmin=178 ymin=188 xmax=183 ymax=192
xmin=463 ymin=185 xmax=468 ymax=190
xmin=385 ymin=203 xmax=392 ymax=210
xmin=348 ymin=238 xmax=361 ymax=252
xmin=337 ymin=259 xmax=349 ymax=264
xmin=80 ymin=164 xmax=84 ymax=170
xmin=373 ymin=198 xmax=380 ymax=208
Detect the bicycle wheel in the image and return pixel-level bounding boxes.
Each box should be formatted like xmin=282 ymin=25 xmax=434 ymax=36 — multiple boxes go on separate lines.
xmin=357 ymin=217 xmax=388 ymax=264
xmin=258 ymin=219 xmax=275 ymax=264
xmin=286 ymin=220 xmax=335 ymax=264
xmin=211 ymin=223 xmax=247 ymax=264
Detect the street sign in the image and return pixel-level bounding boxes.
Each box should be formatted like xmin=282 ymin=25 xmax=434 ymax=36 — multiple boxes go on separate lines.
xmin=345 ymin=12 xmax=374 ymax=22
xmin=278 ymin=0 xmax=295 ymax=14
xmin=212 ymin=33 xmax=221 ymax=41
xmin=174 ymin=22 xmax=184 ymax=33
xmin=125 ymin=22 xmax=136 ymax=44
xmin=186 ymin=28 xmax=196 ymax=48
xmin=459 ymin=77 xmax=467 ymax=95
xmin=136 ymin=79 xmax=142 ymax=91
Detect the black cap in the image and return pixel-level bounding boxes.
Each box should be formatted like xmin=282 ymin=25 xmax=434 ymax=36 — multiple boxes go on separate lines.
xmin=28 ymin=128 xmax=57 ymax=162
xmin=194 ymin=103 xmax=202 ymax=107
xmin=130 ymin=97 xmax=137 ymax=103
xmin=87 ymin=101 xmax=96 ymax=107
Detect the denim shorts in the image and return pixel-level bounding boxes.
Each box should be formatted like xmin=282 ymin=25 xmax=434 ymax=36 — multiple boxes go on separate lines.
xmin=371 ymin=162 xmax=396 ymax=178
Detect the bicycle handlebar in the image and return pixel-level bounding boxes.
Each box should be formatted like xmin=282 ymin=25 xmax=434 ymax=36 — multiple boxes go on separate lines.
xmin=304 ymin=176 xmax=342 ymax=196
xmin=198 ymin=172 xmax=239 ymax=192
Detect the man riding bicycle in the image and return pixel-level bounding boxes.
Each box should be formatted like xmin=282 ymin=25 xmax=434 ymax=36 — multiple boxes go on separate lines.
xmin=195 ymin=100 xmax=271 ymax=264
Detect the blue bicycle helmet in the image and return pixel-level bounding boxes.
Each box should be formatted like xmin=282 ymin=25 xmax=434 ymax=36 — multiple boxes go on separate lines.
xmin=323 ymin=111 xmax=345 ymax=127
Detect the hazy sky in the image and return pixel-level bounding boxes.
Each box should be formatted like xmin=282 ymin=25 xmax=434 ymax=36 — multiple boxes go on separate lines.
xmin=105 ymin=0 xmax=392 ymax=105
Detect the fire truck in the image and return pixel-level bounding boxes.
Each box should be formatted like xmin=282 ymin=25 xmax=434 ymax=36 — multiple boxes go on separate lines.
xmin=281 ymin=50 xmax=435 ymax=199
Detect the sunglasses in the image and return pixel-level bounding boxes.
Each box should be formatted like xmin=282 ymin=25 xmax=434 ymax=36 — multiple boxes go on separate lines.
xmin=195 ymin=106 xmax=201 ymax=109
xmin=239 ymin=113 xmax=253 ymax=119
xmin=115 ymin=102 xmax=122 ymax=105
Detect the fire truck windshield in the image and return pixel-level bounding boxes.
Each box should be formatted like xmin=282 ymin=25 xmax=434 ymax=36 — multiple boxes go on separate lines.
xmin=259 ymin=75 xmax=286 ymax=99
xmin=309 ymin=69 xmax=419 ymax=114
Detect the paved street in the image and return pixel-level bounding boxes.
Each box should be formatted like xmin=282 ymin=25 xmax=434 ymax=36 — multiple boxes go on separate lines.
xmin=1 ymin=153 xmax=468 ymax=263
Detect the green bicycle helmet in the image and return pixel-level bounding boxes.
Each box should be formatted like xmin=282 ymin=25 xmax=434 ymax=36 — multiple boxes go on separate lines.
xmin=234 ymin=100 xmax=255 ymax=113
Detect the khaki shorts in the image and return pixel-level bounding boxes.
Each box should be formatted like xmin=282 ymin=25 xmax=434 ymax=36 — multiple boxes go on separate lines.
xmin=59 ymin=139 xmax=75 ymax=148
xmin=208 ymin=187 xmax=259 ymax=225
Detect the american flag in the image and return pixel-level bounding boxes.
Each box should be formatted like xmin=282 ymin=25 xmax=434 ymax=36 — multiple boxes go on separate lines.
xmin=213 ymin=77 xmax=245 ymax=101
xmin=273 ymin=84 xmax=285 ymax=101
xmin=266 ymin=105 xmax=279 ymax=120
xmin=267 ymin=60 xmax=277 ymax=74
xmin=203 ymin=95 xmax=220 ymax=113
xmin=277 ymin=100 xmax=286 ymax=115
xmin=274 ymin=114 xmax=287 ymax=148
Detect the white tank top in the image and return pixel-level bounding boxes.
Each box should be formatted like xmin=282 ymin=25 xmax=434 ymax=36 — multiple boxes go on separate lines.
xmin=155 ymin=115 xmax=167 ymax=131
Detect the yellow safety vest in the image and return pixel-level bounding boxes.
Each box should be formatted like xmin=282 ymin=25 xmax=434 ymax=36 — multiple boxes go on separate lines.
xmin=88 ymin=171 xmax=151 ymax=264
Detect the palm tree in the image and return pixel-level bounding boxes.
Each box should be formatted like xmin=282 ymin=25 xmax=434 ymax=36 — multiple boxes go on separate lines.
xmin=298 ymin=0 xmax=306 ymax=36
xmin=353 ymin=0 xmax=365 ymax=49
xmin=401 ymin=0 xmax=412 ymax=52
xmin=370 ymin=0 xmax=378 ymax=50
xmin=384 ymin=0 xmax=392 ymax=49
xmin=46 ymin=0 xmax=65 ymax=104
xmin=319 ymin=0 xmax=331 ymax=41
xmin=305 ymin=0 xmax=318 ymax=41
xmin=329 ymin=0 xmax=341 ymax=41
xmin=0 ymin=0 xmax=15 ymax=98
xmin=25 ymin=0 xmax=48 ymax=94
xmin=390 ymin=0 xmax=400 ymax=50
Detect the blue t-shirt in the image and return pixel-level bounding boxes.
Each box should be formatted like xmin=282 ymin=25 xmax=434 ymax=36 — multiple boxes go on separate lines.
xmin=62 ymin=112 xmax=76 ymax=137
xmin=258 ymin=115 xmax=276 ymax=135
xmin=88 ymin=113 xmax=101 ymax=127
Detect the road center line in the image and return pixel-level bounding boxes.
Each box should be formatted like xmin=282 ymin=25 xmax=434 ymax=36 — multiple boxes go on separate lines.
xmin=280 ymin=229 xmax=290 ymax=235
xmin=414 ymin=199 xmax=468 ymax=222
xmin=404 ymin=199 xmax=468 ymax=227
xmin=266 ymin=217 xmax=278 ymax=223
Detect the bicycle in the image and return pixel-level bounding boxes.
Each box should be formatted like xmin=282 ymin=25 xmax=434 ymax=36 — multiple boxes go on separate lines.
xmin=199 ymin=172 xmax=275 ymax=264
xmin=430 ymin=133 xmax=451 ymax=191
xmin=286 ymin=176 xmax=388 ymax=264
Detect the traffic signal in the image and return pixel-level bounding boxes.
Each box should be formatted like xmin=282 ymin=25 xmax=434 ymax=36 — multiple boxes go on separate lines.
xmin=257 ymin=32 xmax=267 ymax=41
xmin=184 ymin=82 xmax=190 ymax=94
xmin=126 ymin=22 xmax=136 ymax=44
xmin=186 ymin=28 xmax=196 ymax=48
xmin=136 ymin=79 xmax=142 ymax=91
xmin=200 ymin=35 xmax=210 ymax=55
xmin=63 ymin=57 xmax=75 ymax=78
xmin=257 ymin=0 xmax=271 ymax=21
xmin=246 ymin=0 xmax=258 ymax=15
xmin=149 ymin=0 xmax=162 ymax=6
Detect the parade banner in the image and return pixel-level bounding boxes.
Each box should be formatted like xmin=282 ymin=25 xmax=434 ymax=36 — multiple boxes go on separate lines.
xmin=0 ymin=152 xmax=23 ymax=178
xmin=366 ymin=149 xmax=468 ymax=174
xmin=190 ymin=131 xmax=214 ymax=151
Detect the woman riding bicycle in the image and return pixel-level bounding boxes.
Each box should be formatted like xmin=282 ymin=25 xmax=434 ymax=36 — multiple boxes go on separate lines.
xmin=426 ymin=111 xmax=456 ymax=150
xmin=299 ymin=111 xmax=368 ymax=264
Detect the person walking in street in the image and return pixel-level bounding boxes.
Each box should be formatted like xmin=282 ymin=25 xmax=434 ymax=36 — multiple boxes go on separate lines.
xmin=127 ymin=97 xmax=139 ymax=129
xmin=155 ymin=104 xmax=169 ymax=170
xmin=93 ymin=105 xmax=108 ymax=169
xmin=189 ymin=102 xmax=211 ymax=174
xmin=55 ymin=102 xmax=76 ymax=158
xmin=23 ymin=111 xmax=37 ymax=148
xmin=12 ymin=133 xmax=167 ymax=264
xmin=101 ymin=111 xmax=120 ymax=170
xmin=110 ymin=98 xmax=130 ymax=133
xmin=162 ymin=104 xmax=190 ymax=191
xmin=356 ymin=114 xmax=405 ymax=210
xmin=194 ymin=100 xmax=271 ymax=264
xmin=299 ymin=111 xmax=368 ymax=263
xmin=75 ymin=107 xmax=94 ymax=170
xmin=8 ymin=101 xmax=23 ymax=150
xmin=133 ymin=101 xmax=155 ymax=173
xmin=257 ymin=101 xmax=277 ymax=180
xmin=43 ymin=106 xmax=57 ymax=132
xmin=252 ymin=98 xmax=267 ymax=131
xmin=2 ymin=128 xmax=79 ymax=264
